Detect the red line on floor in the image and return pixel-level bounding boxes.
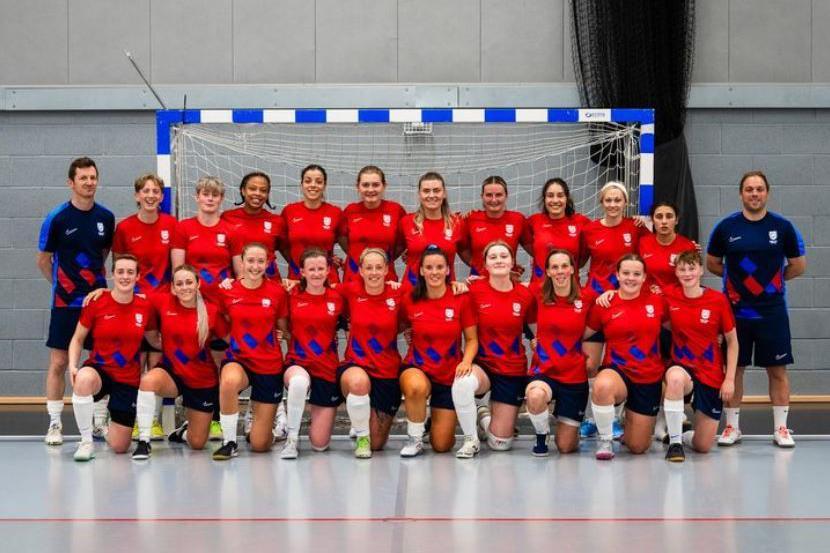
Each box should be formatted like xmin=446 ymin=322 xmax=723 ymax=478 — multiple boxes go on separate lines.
xmin=1 ymin=516 xmax=829 ymax=523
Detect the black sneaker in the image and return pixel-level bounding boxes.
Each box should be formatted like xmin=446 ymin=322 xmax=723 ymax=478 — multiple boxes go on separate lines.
xmin=665 ymin=442 xmax=685 ymax=463
xmin=168 ymin=421 xmax=188 ymax=443
xmin=532 ymin=434 xmax=550 ymax=457
xmin=212 ymin=441 xmax=238 ymax=461
xmin=132 ymin=440 xmax=152 ymax=461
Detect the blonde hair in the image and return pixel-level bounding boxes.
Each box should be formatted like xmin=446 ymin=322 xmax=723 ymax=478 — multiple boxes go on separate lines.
xmin=173 ymin=264 xmax=209 ymax=348
xmin=359 ymin=247 xmax=388 ymax=266
xmin=414 ymin=171 xmax=455 ymax=234
xmin=195 ymin=176 xmax=225 ymax=197
xmin=598 ymin=180 xmax=628 ymax=203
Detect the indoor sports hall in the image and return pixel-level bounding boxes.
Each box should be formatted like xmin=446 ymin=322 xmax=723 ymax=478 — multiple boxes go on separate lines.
xmin=1 ymin=2 xmax=829 ymax=551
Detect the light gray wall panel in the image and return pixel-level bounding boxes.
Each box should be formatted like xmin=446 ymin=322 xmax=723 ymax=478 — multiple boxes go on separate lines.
xmin=728 ymin=0 xmax=812 ymax=82
xmin=233 ymin=0 xmax=316 ymax=84
xmin=812 ymin=0 xmax=830 ymax=81
xmin=67 ymin=0 xmax=150 ymax=85
xmin=316 ymin=0 xmax=398 ymax=83
xmin=562 ymin=1 xmax=575 ymax=83
xmin=481 ymin=0 xmax=563 ymax=83
xmin=0 ymin=0 xmax=68 ymax=85
xmin=150 ymin=0 xmax=233 ymax=84
xmin=398 ymin=0 xmax=480 ymax=82
xmin=692 ymin=1 xmax=728 ymax=82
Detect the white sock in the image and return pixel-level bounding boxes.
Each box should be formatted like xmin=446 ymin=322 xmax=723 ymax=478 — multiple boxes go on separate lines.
xmin=773 ymin=406 xmax=789 ymax=430
xmin=136 ymin=390 xmax=156 ymax=442
xmin=47 ymin=400 xmax=64 ymax=426
xmin=724 ymin=407 xmax=740 ymax=429
xmin=664 ymin=398 xmax=685 ymax=445
xmin=592 ymin=403 xmax=615 ymax=440
xmin=220 ymin=413 xmax=239 ymax=444
xmin=528 ymin=410 xmax=550 ymax=435
xmin=93 ymin=396 xmax=109 ymax=426
xmin=584 ymin=378 xmax=595 ymax=419
xmin=286 ymin=374 xmax=310 ymax=440
xmin=346 ymin=394 xmax=370 ymax=437
xmin=407 ymin=419 xmax=425 ymax=439
xmin=72 ymin=394 xmax=94 ymax=443
xmin=451 ymin=374 xmax=479 ymax=438
xmin=154 ymin=395 xmax=163 ymax=422
xmin=277 ymin=399 xmax=287 ymax=420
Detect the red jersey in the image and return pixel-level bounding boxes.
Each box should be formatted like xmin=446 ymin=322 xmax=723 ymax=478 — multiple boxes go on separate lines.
xmin=468 ymin=280 xmax=533 ymax=376
xmin=581 ymin=218 xmax=650 ymax=294
xmin=339 ymin=200 xmax=406 ymax=282
xmin=399 ymin=214 xmax=468 ymax=287
xmin=151 ymin=293 xmax=224 ymax=389
xmin=664 ymin=286 xmax=735 ymax=389
xmin=586 ymin=291 xmax=667 ymax=384
xmin=523 ymin=213 xmax=591 ymax=282
xmin=338 ymin=281 xmax=404 ymax=380
xmin=172 ymin=217 xmax=233 ymax=303
xmin=401 ymin=289 xmax=476 ymax=386
xmin=112 ymin=213 xmax=178 ymax=294
xmin=529 ymin=286 xmax=596 ymax=384
xmin=79 ymin=293 xmax=155 ymax=386
xmin=281 ymin=201 xmax=342 ymax=284
xmin=464 ymin=210 xmax=526 ymax=277
xmin=218 ymin=279 xmax=289 ymax=375
xmin=638 ymin=233 xmax=697 ymax=289
xmin=222 ymin=207 xmax=286 ymax=281
xmin=285 ymin=287 xmax=344 ymax=381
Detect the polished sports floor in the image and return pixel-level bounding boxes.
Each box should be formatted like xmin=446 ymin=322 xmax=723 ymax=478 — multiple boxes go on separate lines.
xmin=1 ymin=406 xmax=829 ymax=552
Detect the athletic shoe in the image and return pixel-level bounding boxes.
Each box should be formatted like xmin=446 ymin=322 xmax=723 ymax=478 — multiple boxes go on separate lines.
xmin=132 ymin=440 xmax=152 ymax=461
xmin=400 ymin=436 xmax=424 ymax=458
xmin=580 ymin=418 xmax=598 ymax=439
xmin=665 ymin=442 xmax=685 ymax=462
xmin=150 ymin=419 xmax=165 ymax=441
xmin=73 ymin=441 xmax=95 ymax=462
xmin=595 ymin=439 xmax=614 ymax=460
xmin=455 ymin=436 xmax=481 ymax=459
xmin=212 ymin=441 xmax=238 ymax=461
xmin=45 ymin=422 xmax=63 ymax=446
xmin=773 ymin=426 xmax=795 ymax=448
xmin=354 ymin=436 xmax=372 ymax=459
xmin=717 ymin=425 xmax=742 ymax=446
xmin=131 ymin=423 xmax=139 ymax=441
xmin=532 ymin=434 xmax=550 ymax=457
xmin=280 ymin=436 xmax=299 ymax=459
xmin=209 ymin=420 xmax=223 ymax=441
xmin=612 ymin=418 xmax=624 ymax=441
xmin=92 ymin=423 xmax=107 ymax=442
xmin=272 ymin=414 xmax=288 ymax=443
xmin=167 ymin=421 xmax=188 ymax=443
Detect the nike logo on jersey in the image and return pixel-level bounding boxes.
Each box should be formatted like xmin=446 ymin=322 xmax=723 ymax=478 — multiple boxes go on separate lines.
xmin=353 ymin=217 xmax=363 ymax=223
xmin=232 ymin=298 xmax=243 ymax=304
xmin=189 ymin=235 xmax=199 ymax=240
xmin=131 ymin=236 xmax=142 ymax=242
xmin=728 ymin=236 xmax=742 ymax=243
xmin=475 ymin=227 xmax=487 ymax=233
xmin=356 ymin=297 xmax=368 ymax=303
xmin=292 ymin=217 xmax=303 ymax=223
xmin=413 ymin=311 xmax=424 ymax=318
xmin=670 ymin=306 xmax=681 ymax=311
xmin=594 ymin=239 xmax=605 ymax=246
xmin=65 ymin=228 xmax=78 ymax=235
xmin=297 ymin=302 xmax=309 ymax=308
xmin=104 ymin=314 xmax=116 ymax=320
xmin=166 ymin=311 xmax=178 ymax=316
xmin=642 ymin=253 xmax=653 ymax=258
xmin=611 ymin=312 xmax=623 ymax=319
xmin=479 ymin=303 xmax=492 ymax=309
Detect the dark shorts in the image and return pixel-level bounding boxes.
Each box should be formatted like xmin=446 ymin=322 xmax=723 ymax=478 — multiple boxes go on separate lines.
xmin=47 ymin=308 xmax=93 ymax=350
xmin=682 ymin=372 xmax=723 ymax=421
xmin=220 ymin=359 xmax=284 ymax=404
xmin=141 ymin=337 xmax=162 ymax=354
xmin=160 ymin=364 xmax=218 ymax=413
xmin=309 ymin=375 xmax=343 ymax=408
xmin=584 ymin=329 xmax=605 ymax=344
xmin=88 ymin=365 xmax=138 ymax=427
xmin=401 ymin=366 xmax=454 ymax=410
xmin=659 ymin=328 xmax=672 ymax=361
xmin=209 ymin=338 xmax=230 ymax=352
xmin=599 ymin=366 xmax=662 ymax=417
xmin=736 ymin=305 xmax=793 ymax=367
xmin=529 ymin=375 xmax=589 ymax=422
xmin=336 ymin=364 xmax=402 ymax=416
xmin=481 ymin=366 xmax=527 ymax=407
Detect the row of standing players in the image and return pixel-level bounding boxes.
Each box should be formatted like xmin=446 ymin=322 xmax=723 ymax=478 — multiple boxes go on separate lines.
xmin=37 ymin=158 xmax=806 ymax=462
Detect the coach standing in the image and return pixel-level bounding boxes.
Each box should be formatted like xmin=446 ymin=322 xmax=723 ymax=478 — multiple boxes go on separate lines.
xmin=36 ymin=158 xmax=115 ymax=446
xmin=706 ymin=171 xmax=806 ymax=448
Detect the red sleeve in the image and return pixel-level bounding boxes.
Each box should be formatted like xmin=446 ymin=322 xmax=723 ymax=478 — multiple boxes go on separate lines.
xmin=720 ymin=294 xmax=736 ymax=333
xmin=172 ymin=220 xmax=188 ymax=249
xmin=211 ymin=303 xmax=230 ymax=339
xmin=144 ymin=302 xmax=158 ymax=332
xmin=520 ymin=215 xmax=534 ymax=246
xmin=228 ymin=233 xmax=244 ymax=257
xmin=460 ymin=294 xmax=476 ymax=328
xmin=275 ymin=286 xmax=289 ymax=320
xmin=78 ymin=301 xmax=96 ymax=329
xmin=112 ymin=221 xmax=128 ymax=254
xmin=586 ymin=302 xmax=604 ymax=331
xmin=336 ymin=206 xmax=350 ymax=238
xmin=455 ymin=214 xmax=470 ymax=251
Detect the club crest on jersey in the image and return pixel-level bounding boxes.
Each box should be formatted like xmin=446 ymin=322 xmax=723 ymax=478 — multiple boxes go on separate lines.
xmin=768 ymin=230 xmax=778 ymax=244
xmin=444 ymin=308 xmax=455 ymax=321
xmin=327 ymin=301 xmax=336 ymax=315
xmin=669 ymin=253 xmax=678 ymax=266
xmin=700 ymin=308 xmax=711 ymax=324
xmin=386 ymin=298 xmax=396 ymax=310
xmin=134 ymin=313 xmax=143 ymax=326
xmin=444 ymin=228 xmax=453 ymax=240
xmin=512 ymin=302 xmax=522 ymax=316
xmin=505 ymin=224 xmax=515 ymax=237
xmin=160 ymin=229 xmax=170 ymax=243
xmin=568 ymin=225 xmax=577 ymax=237
xmin=574 ymin=299 xmax=583 ymax=312
xmin=264 ymin=221 xmax=272 ymax=233
xmin=322 ymin=216 xmax=332 ymax=230
xmin=97 ymin=222 xmax=105 ymax=236
xmin=217 ymin=233 xmax=226 ymax=246
xmin=262 ymin=298 xmax=271 ymax=308
xmin=383 ymin=214 xmax=392 ymax=227
xmin=623 ymin=233 xmax=632 ymax=245
xmin=645 ymin=304 xmax=655 ymax=318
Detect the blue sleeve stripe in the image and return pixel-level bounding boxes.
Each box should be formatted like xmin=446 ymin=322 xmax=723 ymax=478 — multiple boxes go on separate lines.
xmin=39 ymin=203 xmax=67 ymax=252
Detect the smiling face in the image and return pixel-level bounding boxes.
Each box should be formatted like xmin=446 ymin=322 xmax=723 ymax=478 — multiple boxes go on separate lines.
xmin=652 ymin=205 xmax=678 ymax=237
xmin=301 ymin=255 xmax=329 ymax=289
xmin=241 ymin=175 xmax=270 ymax=211
xmin=112 ymin=258 xmax=138 ymax=293
xmin=242 ymin=245 xmax=268 ymax=281
xmin=481 ymin=183 xmax=507 ymax=216
xmin=484 ymin=244 xmax=513 ymax=277
xmin=546 ymin=252 xmax=575 ymax=289
xmin=301 ymin=169 xmax=326 ymax=203
xmin=195 ymin=188 xmax=223 ymax=215
xmin=616 ymin=259 xmax=646 ymax=295
xmin=740 ymin=175 xmax=769 ymax=214
xmin=675 ymin=260 xmax=703 ymax=289
xmin=172 ymin=268 xmax=200 ymax=304
xmin=544 ymin=182 xmax=569 ymax=219
xmin=135 ymin=178 xmax=162 ymax=213
xmin=601 ymin=187 xmax=627 ymax=219
xmin=419 ymin=179 xmax=445 ymax=212
xmin=357 ymin=171 xmax=385 ymax=208
xmin=420 ymin=253 xmax=450 ymax=288
xmin=359 ymin=251 xmax=388 ymax=289
xmin=68 ymin=166 xmax=98 ymax=201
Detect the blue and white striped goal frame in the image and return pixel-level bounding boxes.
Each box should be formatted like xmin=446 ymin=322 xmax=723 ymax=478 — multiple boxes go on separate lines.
xmin=156 ymin=107 xmax=655 ymax=215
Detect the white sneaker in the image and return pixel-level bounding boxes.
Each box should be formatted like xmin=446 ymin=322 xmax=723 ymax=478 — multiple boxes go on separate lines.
xmin=280 ymin=436 xmax=299 ymax=459
xmin=400 ymin=436 xmax=424 ymax=458
xmin=272 ymin=413 xmax=288 ymax=443
xmin=45 ymin=422 xmax=63 ymax=446
xmin=717 ymin=424 xmax=742 ymax=446
xmin=73 ymin=441 xmax=95 ymax=462
xmin=595 ymin=438 xmax=615 ymax=460
xmin=455 ymin=436 xmax=480 ymax=459
xmin=773 ymin=426 xmax=795 ymax=448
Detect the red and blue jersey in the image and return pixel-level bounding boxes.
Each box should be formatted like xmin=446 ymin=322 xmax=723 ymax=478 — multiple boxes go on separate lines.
xmin=281 ymin=201 xmax=343 ymax=284
xmin=468 ymin=280 xmax=533 ymax=376
xmin=523 ymin=213 xmax=591 ymax=282
xmin=221 ymin=207 xmax=285 ymax=281
xmin=707 ymin=211 xmax=805 ymax=317
xmin=112 ymin=213 xmax=178 ymax=295
xmin=664 ymin=286 xmax=736 ymax=389
xmin=399 ymin=214 xmax=467 ymax=288
xmin=581 ymin=218 xmax=649 ymax=294
xmin=638 ymin=233 xmax=697 ymax=289
xmin=464 ymin=210 xmax=526 ymax=277
xmin=38 ymin=202 xmax=115 ymax=308
xmin=286 ymin=287 xmax=344 ymax=382
xmin=339 ymin=200 xmax=406 ymax=282
xmin=79 ymin=293 xmax=154 ymax=386
xmin=172 ymin=217 xmax=233 ymax=303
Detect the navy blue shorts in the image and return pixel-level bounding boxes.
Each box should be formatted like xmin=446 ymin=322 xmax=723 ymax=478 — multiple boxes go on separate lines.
xmin=220 ymin=359 xmax=284 ymax=404
xmin=683 ymin=373 xmax=723 ymax=421
xmin=401 ymin=366 xmax=454 ymax=409
xmin=599 ymin=366 xmax=662 ymax=417
xmin=88 ymin=365 xmax=138 ymax=427
xmin=160 ymin=364 xmax=218 ymax=413
xmin=584 ymin=329 xmax=605 ymax=344
xmin=209 ymin=338 xmax=230 ymax=352
xmin=47 ymin=308 xmax=93 ymax=350
xmin=141 ymin=337 xmax=162 ymax=354
xmin=336 ymin=364 xmax=402 ymax=416
xmin=481 ymin=367 xmax=527 ymax=407
xmin=309 ymin=375 xmax=343 ymax=408
xmin=659 ymin=328 xmax=672 ymax=361
xmin=736 ymin=305 xmax=793 ymax=367
xmin=529 ymin=375 xmax=589 ymax=423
